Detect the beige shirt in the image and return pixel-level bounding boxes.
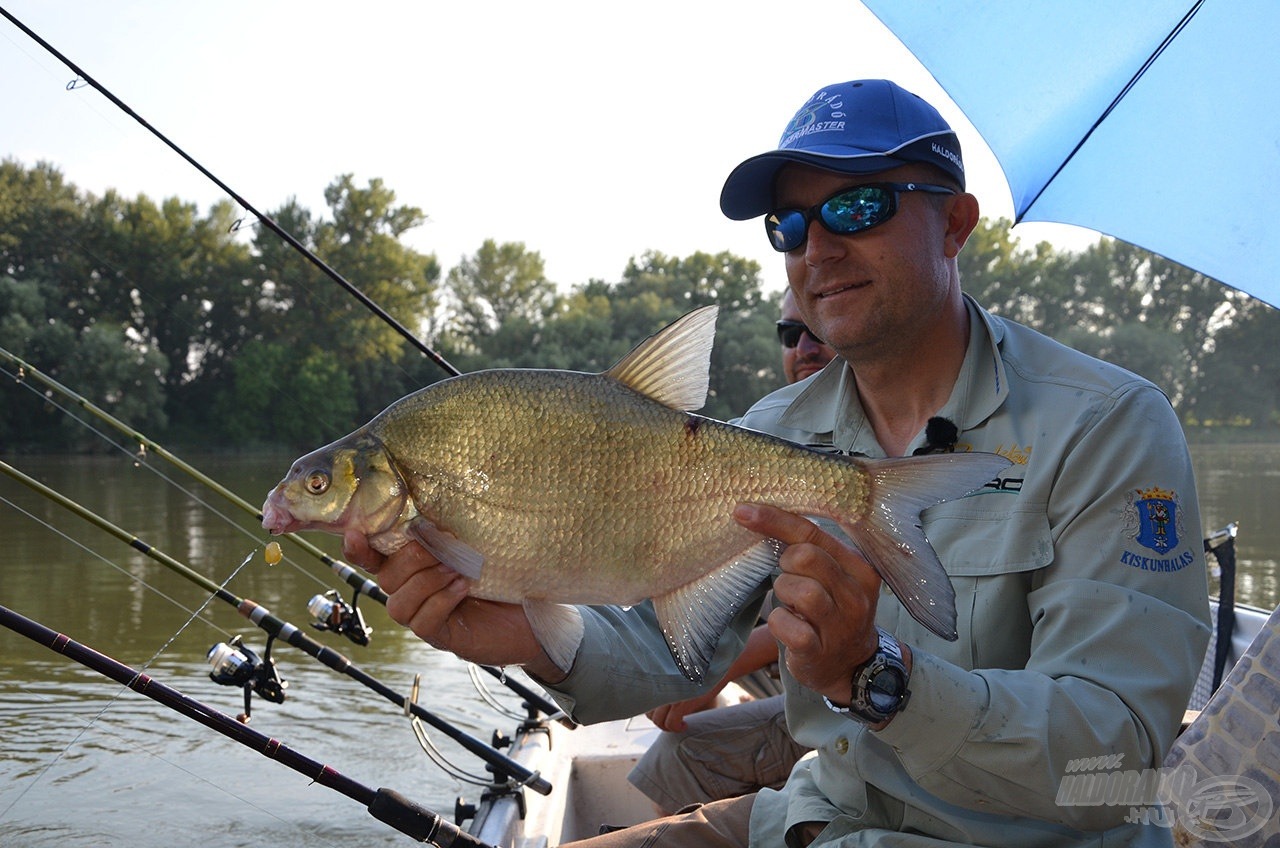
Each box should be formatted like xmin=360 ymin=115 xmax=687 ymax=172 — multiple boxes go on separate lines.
xmin=551 ymin=297 xmax=1210 ymax=847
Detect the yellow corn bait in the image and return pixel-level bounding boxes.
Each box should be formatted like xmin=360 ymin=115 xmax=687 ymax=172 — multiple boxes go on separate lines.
xmin=264 ymin=541 xmax=283 ymax=565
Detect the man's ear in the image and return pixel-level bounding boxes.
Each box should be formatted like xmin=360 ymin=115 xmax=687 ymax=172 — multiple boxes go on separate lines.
xmin=942 ymin=192 xmax=980 ymax=259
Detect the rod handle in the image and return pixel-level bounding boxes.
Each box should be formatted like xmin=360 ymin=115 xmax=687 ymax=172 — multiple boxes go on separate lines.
xmin=368 ymin=788 xmax=496 ymax=847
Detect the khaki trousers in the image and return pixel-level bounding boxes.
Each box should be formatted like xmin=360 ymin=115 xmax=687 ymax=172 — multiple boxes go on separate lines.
xmin=559 ymin=793 xmax=754 ymax=848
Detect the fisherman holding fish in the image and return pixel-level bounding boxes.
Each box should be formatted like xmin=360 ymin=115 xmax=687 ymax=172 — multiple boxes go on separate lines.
xmin=279 ymin=79 xmax=1210 ymax=847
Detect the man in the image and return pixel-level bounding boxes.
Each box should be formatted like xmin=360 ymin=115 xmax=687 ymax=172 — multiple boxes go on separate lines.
xmin=628 ymin=291 xmax=834 ymax=815
xmin=347 ymin=79 xmax=1210 ymax=847
xmin=779 ymin=288 xmax=836 ymax=385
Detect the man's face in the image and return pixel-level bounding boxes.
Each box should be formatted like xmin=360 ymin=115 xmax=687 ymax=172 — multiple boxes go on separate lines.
xmin=775 ymin=163 xmax=957 ymax=363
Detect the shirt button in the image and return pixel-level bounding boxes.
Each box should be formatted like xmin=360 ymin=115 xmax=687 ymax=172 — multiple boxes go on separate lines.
xmin=834 ymin=736 xmax=849 ymax=755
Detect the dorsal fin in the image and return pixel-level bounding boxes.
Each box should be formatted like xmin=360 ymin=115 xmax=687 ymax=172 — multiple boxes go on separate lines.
xmin=604 ymin=305 xmax=717 ymax=411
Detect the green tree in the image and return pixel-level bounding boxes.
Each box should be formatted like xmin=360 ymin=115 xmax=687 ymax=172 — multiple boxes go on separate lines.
xmin=73 ymin=190 xmax=258 ymax=433
xmin=960 ymin=217 xmax=1072 ymax=335
xmin=446 ymin=239 xmax=557 ymax=341
xmin=1 ymin=273 xmax=167 ymax=451
xmin=245 ymin=175 xmax=442 ymax=426
xmin=434 ymin=246 xmax=778 ymax=419
xmin=212 ymin=339 xmax=356 ymax=449
xmin=1192 ymin=293 xmax=1280 ymax=427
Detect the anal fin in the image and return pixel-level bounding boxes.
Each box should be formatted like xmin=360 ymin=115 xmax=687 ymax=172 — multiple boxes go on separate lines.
xmin=653 ymin=538 xmax=780 ymax=683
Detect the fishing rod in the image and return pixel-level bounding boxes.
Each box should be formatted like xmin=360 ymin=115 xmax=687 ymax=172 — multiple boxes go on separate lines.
xmin=0 ymin=346 xmax=569 ymax=722
xmin=3 ymin=8 xmax=567 ymax=719
xmin=0 ymin=5 xmax=459 ymax=380
xmin=0 ymin=344 xmax=383 ymax=643
xmin=0 ymin=604 xmax=493 ymax=848
xmin=0 ymin=458 xmax=553 ymax=796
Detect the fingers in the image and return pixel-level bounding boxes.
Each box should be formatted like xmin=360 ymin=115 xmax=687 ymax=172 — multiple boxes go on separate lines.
xmin=736 ymin=503 xmax=880 ymax=700
xmin=645 ymin=703 xmax=685 ymax=732
xmin=733 ymin=503 xmax=879 ymax=593
xmin=387 ymin=565 xmax=468 ymax=634
xmin=733 ymin=502 xmax=825 ymax=544
xmin=373 ymin=542 xmax=449 ymax=594
xmin=337 ymin=533 xmax=557 ymax=675
xmin=342 ymin=529 xmax=384 ymax=571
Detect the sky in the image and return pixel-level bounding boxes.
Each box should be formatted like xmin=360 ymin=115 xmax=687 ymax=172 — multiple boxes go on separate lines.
xmin=1 ymin=0 xmax=1095 ymax=294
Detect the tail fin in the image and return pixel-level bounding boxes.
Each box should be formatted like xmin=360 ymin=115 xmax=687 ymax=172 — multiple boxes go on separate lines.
xmin=836 ymin=452 xmax=1010 ymax=641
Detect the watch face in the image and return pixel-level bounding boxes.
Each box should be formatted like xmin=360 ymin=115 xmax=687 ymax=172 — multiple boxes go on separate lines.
xmin=867 ymin=667 xmax=905 ymax=713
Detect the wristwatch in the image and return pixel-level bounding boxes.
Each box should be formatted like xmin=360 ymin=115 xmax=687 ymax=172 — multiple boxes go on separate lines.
xmin=823 ymin=627 xmax=911 ymax=724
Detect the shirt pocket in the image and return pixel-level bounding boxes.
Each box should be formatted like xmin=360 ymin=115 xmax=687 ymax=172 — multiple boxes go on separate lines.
xmin=887 ymin=498 xmax=1053 ymax=670
xmin=922 ymin=496 xmax=1053 ymax=576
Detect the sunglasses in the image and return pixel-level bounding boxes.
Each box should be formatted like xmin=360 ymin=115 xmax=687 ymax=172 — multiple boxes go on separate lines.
xmin=765 ymin=182 xmax=957 ymax=252
xmin=775 ymin=319 xmax=824 ymax=349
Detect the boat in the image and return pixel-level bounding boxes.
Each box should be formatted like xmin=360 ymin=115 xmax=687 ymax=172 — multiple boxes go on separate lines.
xmin=459 ymin=523 xmax=1278 ymax=848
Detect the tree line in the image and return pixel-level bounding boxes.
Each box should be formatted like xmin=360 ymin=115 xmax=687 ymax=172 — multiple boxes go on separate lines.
xmin=2 ymin=158 xmax=1277 ymax=453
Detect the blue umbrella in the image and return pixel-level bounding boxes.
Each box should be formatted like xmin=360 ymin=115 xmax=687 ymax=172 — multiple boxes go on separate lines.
xmin=861 ymin=0 xmax=1280 ymax=308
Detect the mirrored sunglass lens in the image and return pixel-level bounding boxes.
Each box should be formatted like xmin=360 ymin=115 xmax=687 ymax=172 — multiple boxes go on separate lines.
xmin=821 ymin=187 xmax=893 ymax=234
xmin=766 ymin=211 xmax=808 ymax=252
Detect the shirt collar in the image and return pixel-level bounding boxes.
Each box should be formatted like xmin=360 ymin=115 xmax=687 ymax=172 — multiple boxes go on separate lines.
xmin=777 ymin=295 xmax=1008 ymax=455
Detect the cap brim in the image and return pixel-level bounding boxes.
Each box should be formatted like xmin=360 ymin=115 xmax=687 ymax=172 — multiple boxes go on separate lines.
xmin=719 ymin=149 xmax=908 ymax=220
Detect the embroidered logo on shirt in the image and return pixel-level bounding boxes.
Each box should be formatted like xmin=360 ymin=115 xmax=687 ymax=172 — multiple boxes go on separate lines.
xmin=1124 ymin=486 xmax=1183 ymax=555
xmin=992 ymin=443 xmax=1032 ymax=465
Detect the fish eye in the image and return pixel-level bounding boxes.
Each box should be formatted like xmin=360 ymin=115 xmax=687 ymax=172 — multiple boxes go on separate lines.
xmin=305 ymin=470 xmax=331 ymax=495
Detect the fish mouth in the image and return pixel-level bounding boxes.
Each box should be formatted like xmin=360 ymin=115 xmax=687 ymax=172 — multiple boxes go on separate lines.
xmin=261 ymin=494 xmax=303 ymax=535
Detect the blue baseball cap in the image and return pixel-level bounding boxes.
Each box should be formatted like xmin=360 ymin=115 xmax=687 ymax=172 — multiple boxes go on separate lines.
xmin=720 ymin=79 xmax=965 ymax=220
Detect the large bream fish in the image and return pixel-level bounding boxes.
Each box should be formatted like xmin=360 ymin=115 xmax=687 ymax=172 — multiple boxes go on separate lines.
xmin=262 ymin=306 xmax=1009 ymax=681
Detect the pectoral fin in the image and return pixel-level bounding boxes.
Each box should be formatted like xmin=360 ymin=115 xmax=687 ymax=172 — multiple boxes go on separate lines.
xmin=652 ymin=538 xmax=781 ymax=683
xmin=524 ymin=601 xmax=585 ymax=674
xmin=408 ymin=519 xmax=484 ymax=580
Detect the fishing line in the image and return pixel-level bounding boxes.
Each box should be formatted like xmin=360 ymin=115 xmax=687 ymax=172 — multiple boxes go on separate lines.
xmin=0 ymin=349 xmax=375 ymax=601
xmin=0 ymin=495 xmax=440 ymax=847
xmin=0 ymin=359 xmax=331 ymax=590
xmin=0 ymin=534 xmax=252 ymax=822
xmin=1 ymin=348 xmax=567 ymax=718
xmin=0 ymin=459 xmax=554 ymax=795
xmin=0 ymin=5 xmax=459 ymax=379
xmin=0 ymin=493 xmax=234 ymax=637
xmin=0 ymin=604 xmax=495 ymax=848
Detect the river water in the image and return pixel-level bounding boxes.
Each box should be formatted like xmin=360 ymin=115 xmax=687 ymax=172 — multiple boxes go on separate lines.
xmin=1 ymin=445 xmax=1277 ymax=847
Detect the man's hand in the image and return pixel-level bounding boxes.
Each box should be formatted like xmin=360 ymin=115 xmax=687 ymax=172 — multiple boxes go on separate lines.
xmin=645 ymin=688 xmax=726 ymax=732
xmin=342 ymin=531 xmax=568 ymax=683
xmin=732 ymin=504 xmax=880 ymax=705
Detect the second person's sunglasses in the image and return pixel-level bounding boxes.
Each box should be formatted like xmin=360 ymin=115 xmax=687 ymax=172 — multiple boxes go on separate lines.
xmin=775 ymin=319 xmax=824 ymax=349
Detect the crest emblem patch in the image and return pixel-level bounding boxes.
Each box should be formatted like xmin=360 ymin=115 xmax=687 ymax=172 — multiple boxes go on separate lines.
xmin=1125 ymin=486 xmax=1181 ymax=554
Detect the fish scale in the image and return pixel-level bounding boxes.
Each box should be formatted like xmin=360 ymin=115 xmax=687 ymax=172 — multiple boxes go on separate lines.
xmin=263 ymin=306 xmax=1010 ymax=681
